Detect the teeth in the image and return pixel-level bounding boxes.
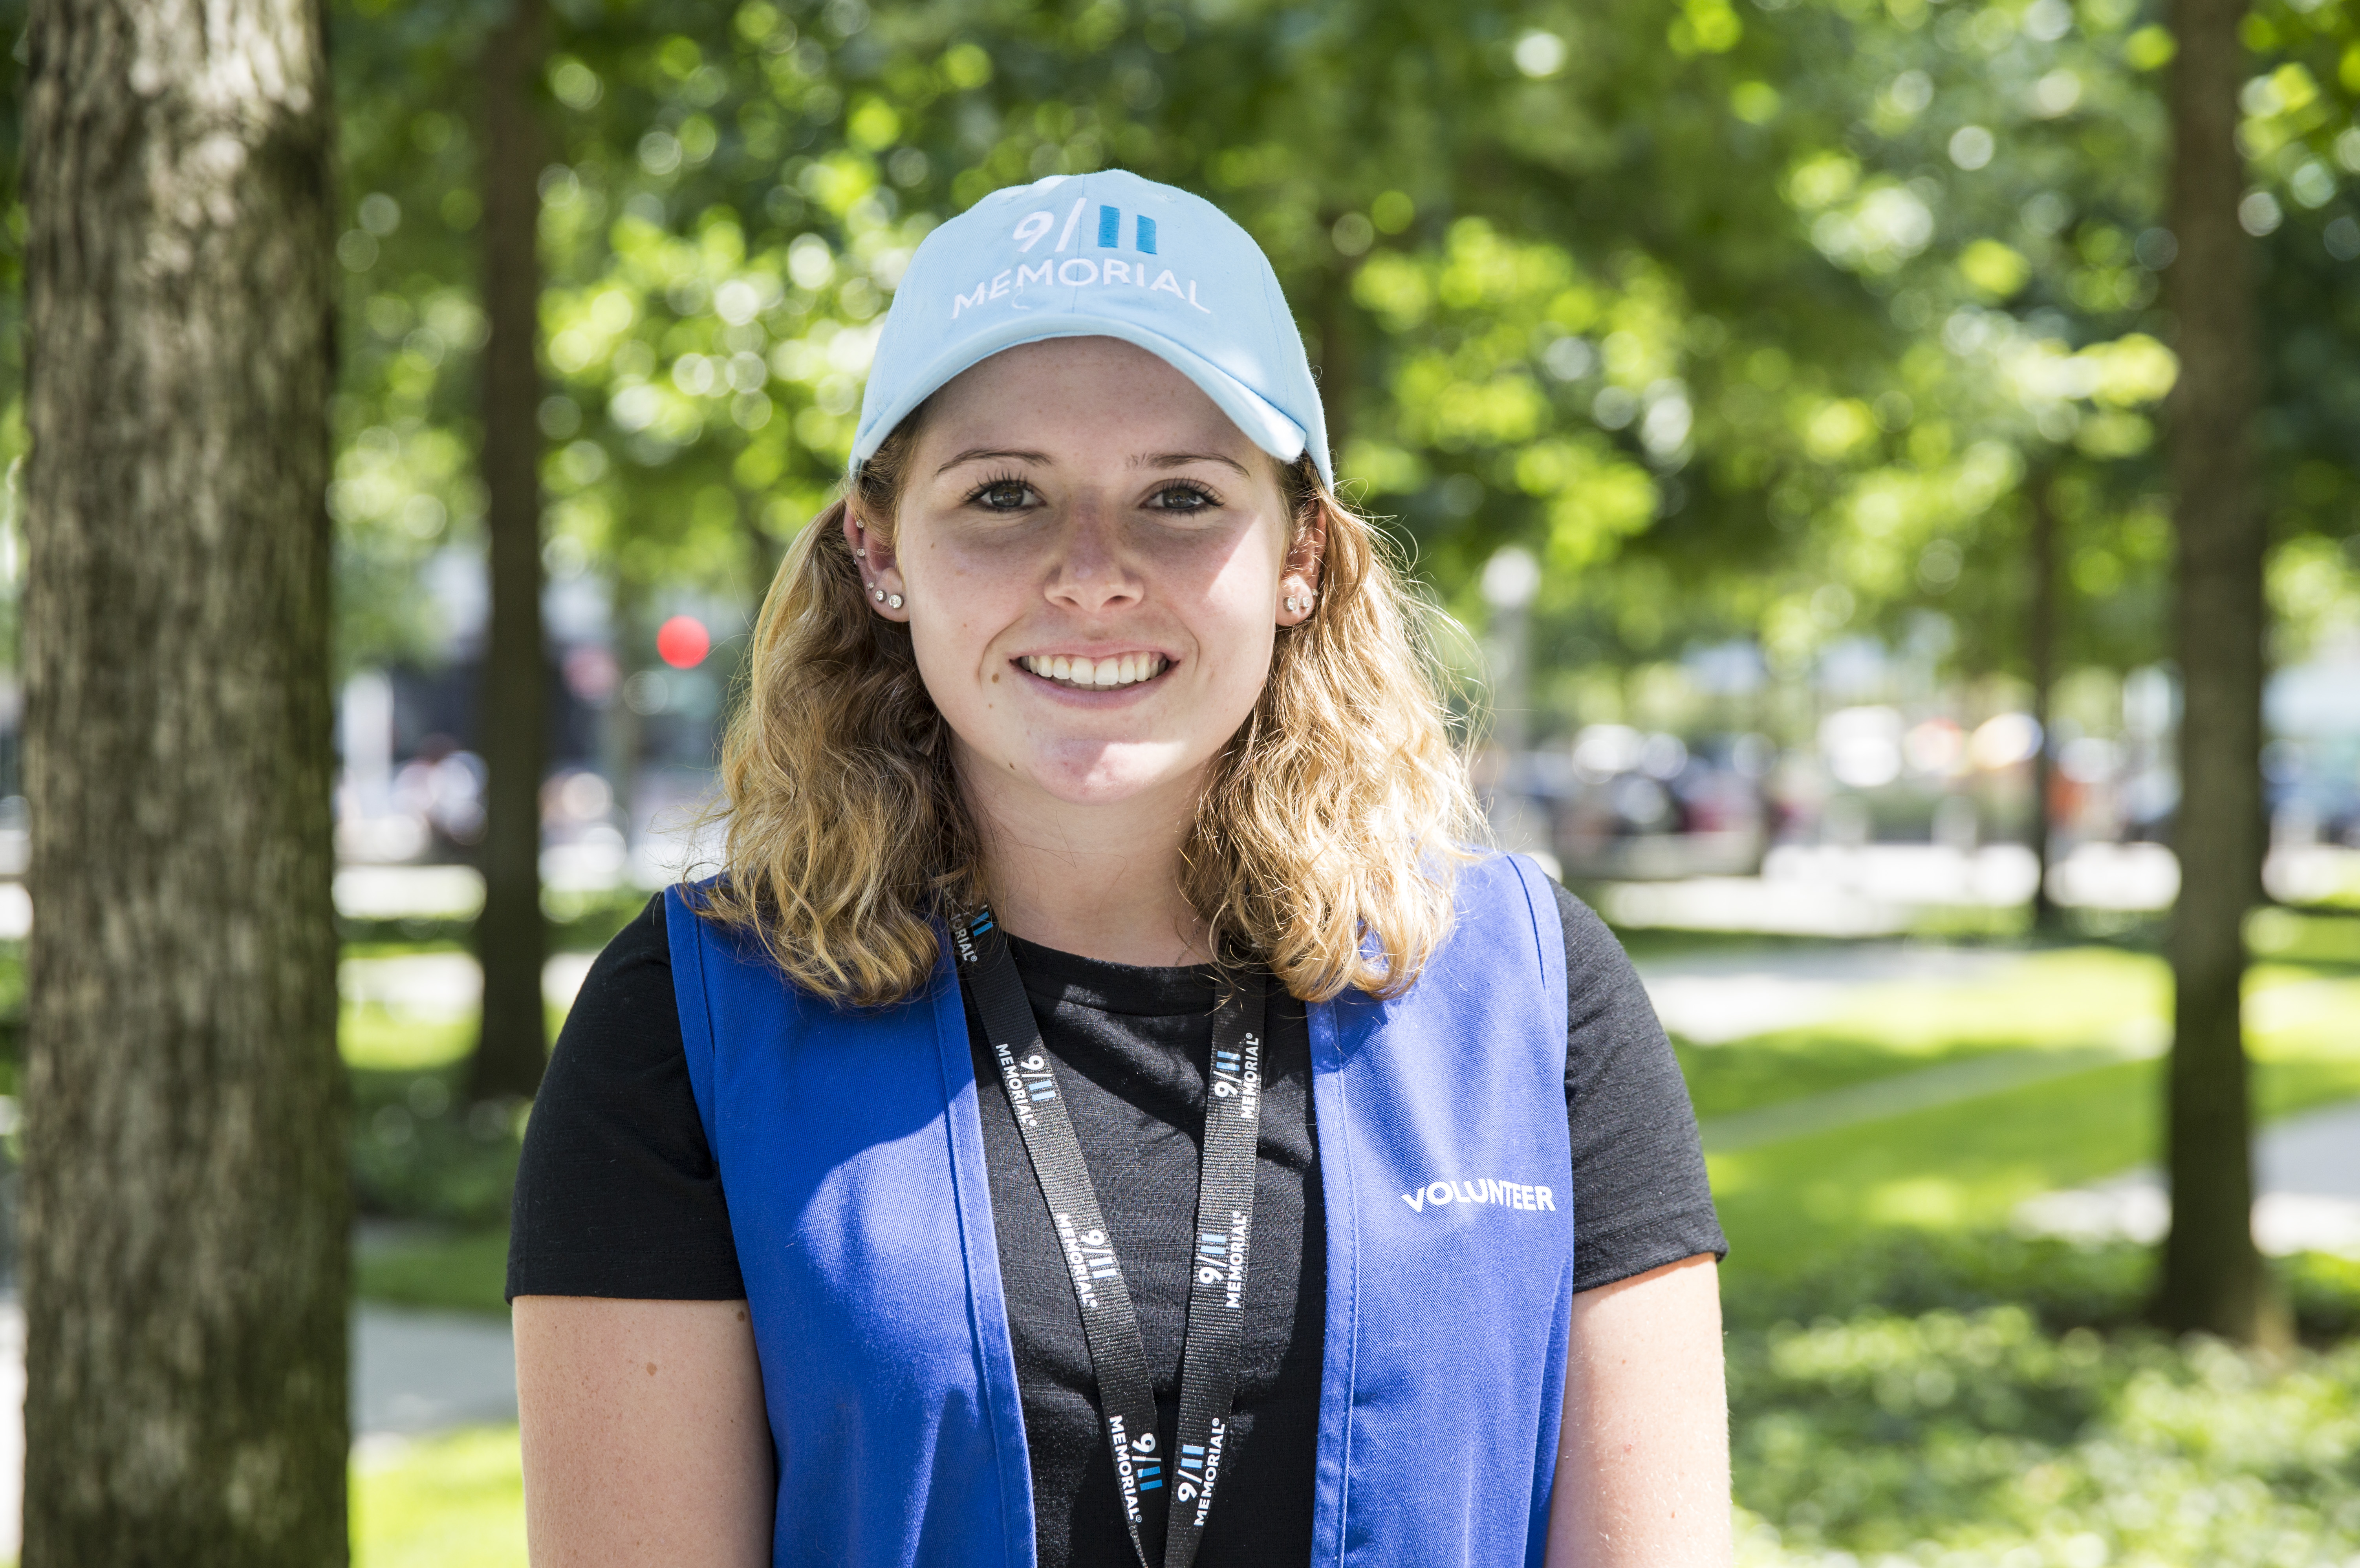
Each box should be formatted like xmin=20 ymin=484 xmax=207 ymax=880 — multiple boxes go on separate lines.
xmin=1023 ymin=654 xmax=1167 ymax=688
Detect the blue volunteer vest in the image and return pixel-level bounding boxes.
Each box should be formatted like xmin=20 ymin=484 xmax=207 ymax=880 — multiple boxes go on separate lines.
xmin=665 ymin=851 xmax=1573 ymax=1568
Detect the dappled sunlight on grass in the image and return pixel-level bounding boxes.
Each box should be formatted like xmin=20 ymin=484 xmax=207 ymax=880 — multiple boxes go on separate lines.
xmin=1692 ymin=942 xmax=2360 ymax=1287
xmin=1682 ymin=946 xmax=2360 ymax=1277
xmin=1810 ymin=947 xmax=2170 ymax=1056
xmin=340 ymin=999 xmax=577 ymax=1071
xmin=1708 ymin=1058 xmax=2159 ymax=1233
xmin=1675 ymin=946 xmax=2170 ymax=1123
xmin=1679 ymin=945 xmax=2360 ymax=1130
xmin=2248 ymin=965 xmax=2360 ymax=1058
xmin=352 ymin=1426 xmax=526 ymax=1568
xmin=342 ymin=1001 xmax=473 ymax=1072
xmin=1711 ymin=1048 xmax=2360 ymax=1285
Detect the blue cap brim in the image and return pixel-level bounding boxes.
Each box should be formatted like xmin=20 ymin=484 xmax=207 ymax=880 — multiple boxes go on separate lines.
xmin=850 ymin=312 xmax=1324 ymax=487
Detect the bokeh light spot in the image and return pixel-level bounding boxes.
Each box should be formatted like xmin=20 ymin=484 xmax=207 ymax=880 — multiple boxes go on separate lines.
xmin=656 ymin=615 xmax=710 ymax=669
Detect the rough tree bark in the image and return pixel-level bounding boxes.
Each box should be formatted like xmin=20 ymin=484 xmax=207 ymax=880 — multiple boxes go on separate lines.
xmin=2028 ymin=470 xmax=2059 ymax=932
xmin=19 ymin=0 xmax=348 ymax=1560
xmin=471 ymin=0 xmax=551 ymax=1100
xmin=2155 ymin=0 xmax=2281 ymax=1342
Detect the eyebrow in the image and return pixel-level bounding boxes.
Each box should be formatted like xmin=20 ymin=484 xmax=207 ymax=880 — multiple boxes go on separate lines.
xmin=933 ymin=447 xmax=1253 ymax=478
xmin=1130 ymin=451 xmax=1252 ymax=477
xmin=934 ymin=447 xmax=1051 ymax=476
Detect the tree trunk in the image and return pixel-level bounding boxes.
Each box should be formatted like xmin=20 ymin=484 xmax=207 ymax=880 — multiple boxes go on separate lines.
xmin=471 ymin=0 xmax=551 ymax=1101
xmin=18 ymin=0 xmax=348 ymax=1560
xmin=2154 ymin=0 xmax=2281 ymax=1343
xmin=2027 ymin=470 xmax=2059 ymax=932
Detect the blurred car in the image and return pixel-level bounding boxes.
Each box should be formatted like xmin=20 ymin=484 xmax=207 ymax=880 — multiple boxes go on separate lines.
xmin=1538 ymin=726 xmax=1773 ymax=880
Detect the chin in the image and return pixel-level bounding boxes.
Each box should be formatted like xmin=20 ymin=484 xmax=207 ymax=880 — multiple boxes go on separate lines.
xmin=1020 ymin=737 xmax=1203 ymax=806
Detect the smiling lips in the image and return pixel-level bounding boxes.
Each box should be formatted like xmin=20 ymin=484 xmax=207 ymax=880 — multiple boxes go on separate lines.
xmin=1019 ymin=652 xmax=1170 ymax=690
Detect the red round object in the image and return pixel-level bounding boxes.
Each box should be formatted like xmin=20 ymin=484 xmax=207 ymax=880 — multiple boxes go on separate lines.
xmin=655 ymin=615 xmax=710 ymax=669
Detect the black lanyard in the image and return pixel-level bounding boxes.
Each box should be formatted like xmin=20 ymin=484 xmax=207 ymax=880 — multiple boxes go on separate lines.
xmin=954 ymin=908 xmax=1266 ymax=1568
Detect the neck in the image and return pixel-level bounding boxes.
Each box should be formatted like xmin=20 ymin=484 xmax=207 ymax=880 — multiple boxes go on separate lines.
xmin=960 ymin=762 xmax=1211 ymax=968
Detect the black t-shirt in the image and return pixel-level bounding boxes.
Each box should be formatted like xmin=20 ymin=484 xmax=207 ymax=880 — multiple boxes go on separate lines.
xmin=509 ymin=881 xmax=1724 ymax=1567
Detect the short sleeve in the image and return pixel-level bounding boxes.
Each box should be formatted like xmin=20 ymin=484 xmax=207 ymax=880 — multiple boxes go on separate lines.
xmin=1554 ymin=882 xmax=1728 ymax=1293
xmin=506 ymin=894 xmax=748 ymax=1301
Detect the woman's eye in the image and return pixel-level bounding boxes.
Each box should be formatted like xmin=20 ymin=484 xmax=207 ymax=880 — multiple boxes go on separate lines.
xmin=1150 ymin=484 xmax=1215 ymax=512
xmin=973 ymin=481 xmax=1032 ymax=510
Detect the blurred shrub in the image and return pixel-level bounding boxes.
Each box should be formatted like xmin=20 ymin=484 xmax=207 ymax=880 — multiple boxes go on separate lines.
xmin=1730 ymin=1306 xmax=2360 ymax=1565
xmin=354 ymin=1228 xmax=514 ymax=1316
xmin=1726 ymin=1227 xmax=2360 ymax=1345
xmin=1724 ymin=1228 xmax=2360 ymax=1563
xmin=2288 ymin=1251 xmax=2360 ymax=1341
xmin=0 ymin=939 xmax=22 ymax=1090
xmin=350 ymin=1066 xmax=522 ymax=1227
xmin=1725 ymin=1230 xmax=2150 ymax=1334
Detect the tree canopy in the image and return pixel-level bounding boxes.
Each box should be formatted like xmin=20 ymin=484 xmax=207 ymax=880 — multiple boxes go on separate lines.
xmin=236 ymin=0 xmax=2349 ymax=740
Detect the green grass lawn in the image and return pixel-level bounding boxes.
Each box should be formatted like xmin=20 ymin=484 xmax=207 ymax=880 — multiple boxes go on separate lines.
xmin=1675 ymin=946 xmax=2170 ymax=1123
xmin=353 ymin=1429 xmax=527 ymax=1568
xmin=1709 ymin=1026 xmax=2360 ymax=1286
xmin=342 ymin=1000 xmax=473 ymax=1073
xmin=1692 ymin=949 xmax=2360 ymax=1285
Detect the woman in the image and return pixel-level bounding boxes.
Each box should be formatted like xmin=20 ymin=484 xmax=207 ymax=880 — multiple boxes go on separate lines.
xmin=510 ymin=170 xmax=1730 ymax=1568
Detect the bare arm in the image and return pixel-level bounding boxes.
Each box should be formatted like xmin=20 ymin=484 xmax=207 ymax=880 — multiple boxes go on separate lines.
xmin=1544 ymin=1253 xmax=1733 ymax=1568
xmin=514 ymin=1296 xmax=774 ymax=1567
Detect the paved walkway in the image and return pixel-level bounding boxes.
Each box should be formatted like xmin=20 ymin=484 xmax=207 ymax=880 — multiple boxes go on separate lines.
xmin=2017 ymin=1098 xmax=2360 ymax=1257
xmin=1630 ymin=942 xmax=2021 ymax=1045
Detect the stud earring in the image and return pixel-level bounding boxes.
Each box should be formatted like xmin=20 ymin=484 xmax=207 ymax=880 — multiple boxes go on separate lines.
xmin=871 ymin=587 xmax=885 ymax=601
xmin=1284 ymin=596 xmax=1299 ymax=613
xmin=887 ymin=594 xmax=903 ymax=609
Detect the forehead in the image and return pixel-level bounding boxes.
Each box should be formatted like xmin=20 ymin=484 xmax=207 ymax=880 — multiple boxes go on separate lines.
xmin=917 ymin=337 xmax=1256 ymax=460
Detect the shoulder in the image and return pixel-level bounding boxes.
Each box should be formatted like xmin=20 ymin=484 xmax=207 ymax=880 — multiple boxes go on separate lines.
xmin=1539 ymin=877 xmax=1657 ymax=1027
xmin=555 ymin=894 xmax=677 ymax=1047
xmin=1447 ymin=850 xmax=1562 ymax=940
xmin=594 ymin=890 xmax=672 ymax=975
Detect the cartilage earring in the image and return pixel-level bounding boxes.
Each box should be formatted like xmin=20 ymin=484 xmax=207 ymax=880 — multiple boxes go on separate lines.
xmin=887 ymin=593 xmax=903 ymax=609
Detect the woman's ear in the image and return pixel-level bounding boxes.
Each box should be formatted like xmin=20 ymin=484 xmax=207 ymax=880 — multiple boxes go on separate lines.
xmin=842 ymin=502 xmax=910 ymax=621
xmin=1278 ymin=495 xmax=1327 ymax=626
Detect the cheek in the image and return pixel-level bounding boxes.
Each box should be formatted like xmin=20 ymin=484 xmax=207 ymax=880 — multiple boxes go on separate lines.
xmin=901 ymin=538 xmax=1027 ymax=719
xmin=905 ymin=605 xmax=994 ymax=716
xmin=1177 ymin=547 xmax=1282 ymax=703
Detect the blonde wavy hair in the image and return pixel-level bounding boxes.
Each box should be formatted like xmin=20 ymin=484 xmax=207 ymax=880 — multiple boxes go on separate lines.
xmin=695 ymin=417 xmax=1485 ymax=1007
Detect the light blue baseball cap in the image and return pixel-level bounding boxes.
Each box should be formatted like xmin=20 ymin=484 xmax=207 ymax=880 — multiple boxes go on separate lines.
xmin=850 ymin=170 xmax=1333 ymax=487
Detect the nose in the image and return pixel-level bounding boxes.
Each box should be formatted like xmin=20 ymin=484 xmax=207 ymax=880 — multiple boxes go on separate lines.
xmin=1043 ymin=499 xmax=1142 ymax=615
